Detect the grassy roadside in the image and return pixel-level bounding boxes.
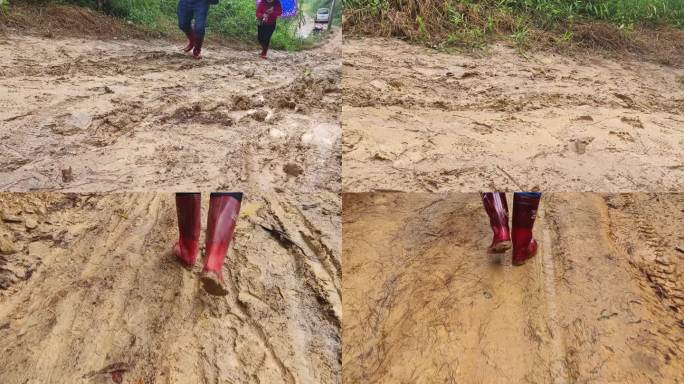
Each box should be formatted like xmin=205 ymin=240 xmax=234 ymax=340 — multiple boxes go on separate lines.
xmin=2 ymin=0 xmax=340 ymax=50
xmin=343 ymin=0 xmax=684 ymax=61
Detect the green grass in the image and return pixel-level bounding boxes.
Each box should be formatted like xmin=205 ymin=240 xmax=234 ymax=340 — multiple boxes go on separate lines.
xmin=344 ymin=0 xmax=683 ymax=49
xmin=503 ymin=0 xmax=684 ymax=28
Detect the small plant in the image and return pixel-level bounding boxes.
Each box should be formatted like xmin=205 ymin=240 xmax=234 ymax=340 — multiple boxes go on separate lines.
xmin=416 ymin=15 xmax=429 ymax=42
xmin=510 ymin=17 xmax=529 ymax=47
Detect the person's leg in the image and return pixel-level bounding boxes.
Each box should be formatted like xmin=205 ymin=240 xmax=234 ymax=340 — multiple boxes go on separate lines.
xmin=257 ymin=25 xmax=267 ymax=56
xmin=191 ymin=0 xmax=210 ymax=59
xmin=260 ymin=23 xmax=276 ymax=58
xmin=174 ymin=192 xmax=201 ymax=267
xmin=512 ymin=192 xmax=542 ymax=266
xmin=177 ymin=0 xmax=195 ymax=52
xmin=201 ymin=192 xmax=242 ymax=295
xmin=481 ymin=192 xmax=511 ymax=253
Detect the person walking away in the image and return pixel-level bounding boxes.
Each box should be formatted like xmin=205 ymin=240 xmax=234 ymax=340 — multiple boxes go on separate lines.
xmin=256 ymin=0 xmax=282 ymax=59
xmin=481 ymin=192 xmax=541 ymax=265
xmin=177 ymin=0 xmax=214 ymax=59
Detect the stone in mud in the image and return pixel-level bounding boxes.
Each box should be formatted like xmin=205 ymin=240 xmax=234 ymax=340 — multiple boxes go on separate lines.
xmin=269 ymin=128 xmax=286 ymax=139
xmin=2 ymin=212 xmax=22 ymax=223
xmin=277 ymin=98 xmax=296 ymax=109
xmin=372 ymin=152 xmax=393 ymax=161
xmin=250 ymin=110 xmax=268 ymax=122
xmin=25 ymin=218 xmax=38 ymax=230
xmin=232 ymin=95 xmax=253 ymax=110
xmin=0 ymin=234 xmax=17 ymax=254
xmin=283 ymin=163 xmax=304 ymax=177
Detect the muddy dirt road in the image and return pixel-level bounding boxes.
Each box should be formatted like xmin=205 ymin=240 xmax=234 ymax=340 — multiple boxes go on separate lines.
xmin=0 ymin=31 xmax=341 ymax=194
xmin=342 ymin=38 xmax=684 ymax=192
xmin=342 ymin=192 xmax=684 ymax=383
xmin=0 ymin=191 xmax=341 ymax=383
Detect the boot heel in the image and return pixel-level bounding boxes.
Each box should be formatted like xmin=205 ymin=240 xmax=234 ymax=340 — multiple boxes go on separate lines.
xmin=488 ymin=240 xmax=512 ymax=254
xmin=200 ymin=270 xmax=229 ymax=296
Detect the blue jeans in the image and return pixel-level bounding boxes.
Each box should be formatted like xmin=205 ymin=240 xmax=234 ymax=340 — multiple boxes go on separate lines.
xmin=177 ymin=0 xmax=209 ymax=38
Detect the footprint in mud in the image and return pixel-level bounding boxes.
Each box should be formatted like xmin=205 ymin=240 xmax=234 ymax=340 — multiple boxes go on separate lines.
xmin=620 ymin=116 xmax=644 ymax=129
xmin=283 ymin=163 xmax=304 ymax=177
xmin=609 ymin=130 xmax=635 ymax=142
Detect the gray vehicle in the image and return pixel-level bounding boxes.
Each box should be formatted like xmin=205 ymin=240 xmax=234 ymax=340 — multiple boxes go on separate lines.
xmin=315 ymin=7 xmax=330 ymax=23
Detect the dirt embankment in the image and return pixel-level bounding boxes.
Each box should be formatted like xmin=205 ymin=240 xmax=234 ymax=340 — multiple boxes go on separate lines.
xmin=342 ymin=192 xmax=684 ymax=383
xmin=342 ymin=38 xmax=684 ymax=192
xmin=0 ymin=24 xmax=341 ymax=195
xmin=0 ymin=4 xmax=156 ymax=39
xmin=0 ymin=191 xmax=341 ymax=383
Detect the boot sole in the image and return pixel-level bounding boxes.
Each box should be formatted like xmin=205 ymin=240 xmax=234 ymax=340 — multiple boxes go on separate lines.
xmin=200 ymin=271 xmax=228 ymax=296
xmin=488 ymin=241 xmax=512 ymax=254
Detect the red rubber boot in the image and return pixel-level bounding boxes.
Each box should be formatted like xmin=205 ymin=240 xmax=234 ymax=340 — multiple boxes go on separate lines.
xmin=192 ymin=35 xmax=204 ymax=60
xmin=512 ymin=192 xmax=541 ymax=266
xmin=201 ymin=192 xmax=243 ymax=296
xmin=182 ymin=31 xmax=195 ymax=52
xmin=174 ymin=193 xmax=201 ymax=268
xmin=482 ymin=192 xmax=511 ymax=253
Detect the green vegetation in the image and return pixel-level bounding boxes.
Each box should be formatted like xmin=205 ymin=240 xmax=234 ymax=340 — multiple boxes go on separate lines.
xmin=16 ymin=0 xmax=339 ymax=49
xmin=344 ymin=0 xmax=684 ymax=49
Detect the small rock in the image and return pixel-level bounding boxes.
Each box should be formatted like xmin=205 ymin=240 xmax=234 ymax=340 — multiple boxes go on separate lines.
xmin=283 ymin=163 xmax=303 ymax=177
xmin=269 ymin=128 xmax=285 ymax=139
xmin=372 ymin=152 xmax=392 ymax=161
xmin=25 ymin=218 xmax=38 ymax=230
xmin=0 ymin=235 xmax=16 ymax=255
xmin=251 ymin=109 xmax=268 ymax=122
xmin=2 ymin=213 xmax=22 ymax=223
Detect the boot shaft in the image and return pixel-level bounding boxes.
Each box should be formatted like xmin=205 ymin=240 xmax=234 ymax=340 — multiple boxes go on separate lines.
xmin=176 ymin=193 xmax=202 ymax=240
xmin=512 ymin=192 xmax=541 ymax=229
xmin=512 ymin=192 xmax=541 ymax=264
xmin=482 ymin=192 xmax=510 ymax=240
xmin=204 ymin=192 xmax=243 ymax=272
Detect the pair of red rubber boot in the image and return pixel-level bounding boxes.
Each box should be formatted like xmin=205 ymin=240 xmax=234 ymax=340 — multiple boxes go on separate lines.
xmin=482 ymin=192 xmax=541 ymax=266
xmin=182 ymin=31 xmax=203 ymax=60
xmin=174 ymin=192 xmax=242 ymax=295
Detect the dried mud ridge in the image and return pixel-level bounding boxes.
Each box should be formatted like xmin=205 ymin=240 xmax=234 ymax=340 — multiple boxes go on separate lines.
xmin=0 ymin=192 xmax=341 ymax=383
xmin=342 ymin=38 xmax=684 ymax=192
xmin=0 ymin=31 xmax=341 ymax=193
xmin=342 ymin=192 xmax=684 ymax=383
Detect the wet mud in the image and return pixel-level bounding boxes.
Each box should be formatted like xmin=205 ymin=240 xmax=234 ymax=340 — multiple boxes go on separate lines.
xmin=342 ymin=38 xmax=684 ymax=192
xmin=342 ymin=192 xmax=684 ymax=383
xmin=0 ymin=31 xmax=341 ymax=195
xmin=0 ymin=191 xmax=341 ymax=383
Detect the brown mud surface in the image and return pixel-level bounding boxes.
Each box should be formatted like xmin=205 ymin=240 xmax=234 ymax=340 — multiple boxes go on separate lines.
xmin=342 ymin=192 xmax=684 ymax=383
xmin=0 ymin=29 xmax=341 ymax=194
xmin=342 ymin=38 xmax=684 ymax=192
xmin=0 ymin=191 xmax=341 ymax=383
